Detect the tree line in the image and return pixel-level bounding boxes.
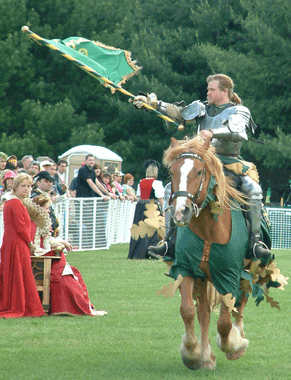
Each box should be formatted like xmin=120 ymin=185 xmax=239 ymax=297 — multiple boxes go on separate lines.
xmin=0 ymin=0 xmax=291 ymax=201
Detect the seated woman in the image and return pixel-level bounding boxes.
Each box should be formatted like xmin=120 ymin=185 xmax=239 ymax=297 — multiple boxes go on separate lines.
xmin=0 ymin=173 xmax=45 ymax=318
xmin=122 ymin=173 xmax=138 ymax=202
xmin=23 ymin=194 xmax=107 ymax=316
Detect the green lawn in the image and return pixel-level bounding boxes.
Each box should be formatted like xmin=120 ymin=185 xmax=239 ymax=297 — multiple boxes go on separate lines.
xmin=0 ymin=245 xmax=290 ymax=380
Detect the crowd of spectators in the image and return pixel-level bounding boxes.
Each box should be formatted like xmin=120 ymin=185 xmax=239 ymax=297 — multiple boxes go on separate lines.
xmin=0 ymin=151 xmax=141 ymax=318
xmin=0 ymin=151 xmax=138 ymax=217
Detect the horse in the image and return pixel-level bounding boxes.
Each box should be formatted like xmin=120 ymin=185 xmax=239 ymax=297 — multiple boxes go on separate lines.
xmin=162 ymin=135 xmax=253 ymax=370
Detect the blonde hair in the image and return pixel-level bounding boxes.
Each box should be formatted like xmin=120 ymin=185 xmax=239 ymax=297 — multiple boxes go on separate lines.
xmin=207 ymin=74 xmax=241 ymax=104
xmin=146 ymin=165 xmax=158 ymax=179
xmin=12 ymin=173 xmax=33 ymax=192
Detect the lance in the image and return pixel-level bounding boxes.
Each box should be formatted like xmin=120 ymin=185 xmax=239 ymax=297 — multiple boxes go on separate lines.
xmin=21 ymin=26 xmax=182 ymax=129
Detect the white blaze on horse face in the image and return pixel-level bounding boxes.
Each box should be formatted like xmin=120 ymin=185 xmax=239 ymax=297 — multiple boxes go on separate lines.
xmin=175 ymin=159 xmax=194 ymax=222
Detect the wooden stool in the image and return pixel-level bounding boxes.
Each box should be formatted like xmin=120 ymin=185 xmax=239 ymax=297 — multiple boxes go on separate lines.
xmin=30 ymin=255 xmax=61 ymax=314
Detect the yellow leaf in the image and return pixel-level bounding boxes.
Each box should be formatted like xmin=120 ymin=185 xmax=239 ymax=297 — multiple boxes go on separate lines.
xmin=156 ymin=275 xmax=184 ymax=298
xmin=144 ymin=216 xmax=163 ymax=230
xmin=240 ymin=279 xmax=252 ymax=293
xmin=243 ymin=258 xmax=252 ymax=268
xmin=130 ymin=224 xmax=139 ymax=240
xmin=221 ymin=293 xmax=236 ymax=313
xmin=249 ymin=260 xmax=260 ymax=274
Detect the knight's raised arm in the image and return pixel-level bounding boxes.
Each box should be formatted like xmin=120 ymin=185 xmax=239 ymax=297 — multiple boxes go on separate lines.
xmin=132 ymin=92 xmax=158 ymax=109
xmin=132 ymin=92 xmax=185 ymax=123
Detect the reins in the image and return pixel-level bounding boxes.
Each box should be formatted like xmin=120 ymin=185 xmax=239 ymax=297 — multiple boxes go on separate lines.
xmin=170 ymin=152 xmax=206 ymax=217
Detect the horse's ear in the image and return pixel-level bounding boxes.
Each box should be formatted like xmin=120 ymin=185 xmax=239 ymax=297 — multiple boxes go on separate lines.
xmin=171 ymin=137 xmax=178 ymax=147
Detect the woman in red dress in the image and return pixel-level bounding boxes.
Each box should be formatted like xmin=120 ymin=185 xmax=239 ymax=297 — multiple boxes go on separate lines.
xmin=0 ymin=173 xmax=45 ymax=318
xmin=25 ymin=195 xmax=107 ymax=316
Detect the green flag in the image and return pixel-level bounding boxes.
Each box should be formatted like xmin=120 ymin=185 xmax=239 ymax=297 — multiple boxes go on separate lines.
xmin=22 ymin=26 xmax=179 ymax=127
xmin=48 ymin=36 xmax=141 ymax=87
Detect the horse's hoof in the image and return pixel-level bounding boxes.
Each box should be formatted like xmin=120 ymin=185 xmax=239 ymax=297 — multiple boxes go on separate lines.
xmin=181 ymin=355 xmax=201 ymax=370
xmin=202 ymin=359 xmax=216 ymax=370
xmin=225 ymin=346 xmax=247 ymax=361
xmin=179 ymin=334 xmax=202 ymax=370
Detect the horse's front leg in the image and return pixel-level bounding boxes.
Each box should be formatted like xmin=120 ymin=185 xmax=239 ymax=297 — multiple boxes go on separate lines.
xmin=216 ymin=299 xmax=249 ymax=361
xmin=233 ymin=290 xmax=249 ymax=338
xmin=179 ymin=276 xmax=202 ymax=370
xmin=196 ymin=280 xmax=216 ymax=369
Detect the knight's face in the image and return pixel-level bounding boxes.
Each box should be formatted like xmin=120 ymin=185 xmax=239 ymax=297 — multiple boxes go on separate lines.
xmin=207 ymin=80 xmax=226 ymax=106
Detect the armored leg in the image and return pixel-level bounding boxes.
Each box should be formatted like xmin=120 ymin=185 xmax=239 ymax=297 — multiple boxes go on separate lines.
xmin=147 ymin=222 xmax=176 ymax=259
xmin=240 ymin=176 xmax=271 ymax=258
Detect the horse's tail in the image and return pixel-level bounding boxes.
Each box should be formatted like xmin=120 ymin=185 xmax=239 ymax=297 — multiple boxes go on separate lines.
xmin=207 ymin=282 xmax=221 ymax=312
xmin=193 ymin=282 xmax=221 ymax=312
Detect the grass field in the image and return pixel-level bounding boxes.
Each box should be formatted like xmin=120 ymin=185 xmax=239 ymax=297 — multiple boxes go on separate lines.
xmin=0 ymin=245 xmax=290 ymax=380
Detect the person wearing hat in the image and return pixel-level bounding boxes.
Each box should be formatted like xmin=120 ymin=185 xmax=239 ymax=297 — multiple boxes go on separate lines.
xmin=7 ymin=155 xmax=17 ymax=166
xmin=4 ymin=155 xmax=17 ymax=173
xmin=30 ymin=171 xmax=59 ymax=236
xmin=0 ymin=170 xmax=16 ymax=207
xmin=113 ymin=169 xmax=125 ymax=196
xmin=0 ymin=152 xmax=7 ymax=174
xmin=40 ymin=159 xmax=53 ymax=171
xmin=31 ymin=171 xmax=55 ymax=195
xmin=128 ymin=159 xmax=164 ymax=259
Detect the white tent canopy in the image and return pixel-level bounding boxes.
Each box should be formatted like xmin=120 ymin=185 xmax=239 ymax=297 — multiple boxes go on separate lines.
xmin=58 ymin=145 xmax=123 ymax=185
xmin=59 ymin=145 xmax=122 ymax=162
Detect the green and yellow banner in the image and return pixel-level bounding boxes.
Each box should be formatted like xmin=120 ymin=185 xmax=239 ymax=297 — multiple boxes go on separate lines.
xmin=22 ymin=26 xmax=179 ymax=127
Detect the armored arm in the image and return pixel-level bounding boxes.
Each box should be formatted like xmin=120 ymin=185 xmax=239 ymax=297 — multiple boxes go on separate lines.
xmin=211 ymin=106 xmax=255 ymax=142
xmin=132 ymin=93 xmax=206 ymax=128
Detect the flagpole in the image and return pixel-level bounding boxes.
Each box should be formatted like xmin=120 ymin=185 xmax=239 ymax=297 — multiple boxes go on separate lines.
xmin=22 ymin=26 xmax=181 ymax=128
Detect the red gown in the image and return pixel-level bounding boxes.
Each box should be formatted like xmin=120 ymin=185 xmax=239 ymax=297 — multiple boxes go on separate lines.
xmin=0 ymin=198 xmax=44 ymax=318
xmin=30 ymin=222 xmax=96 ymax=316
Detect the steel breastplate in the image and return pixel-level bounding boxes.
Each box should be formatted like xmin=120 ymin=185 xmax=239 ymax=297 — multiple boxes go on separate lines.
xmin=198 ymin=107 xmax=245 ymax=156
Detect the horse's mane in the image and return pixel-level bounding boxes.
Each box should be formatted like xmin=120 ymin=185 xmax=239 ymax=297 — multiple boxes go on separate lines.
xmin=163 ymin=136 xmax=247 ymax=209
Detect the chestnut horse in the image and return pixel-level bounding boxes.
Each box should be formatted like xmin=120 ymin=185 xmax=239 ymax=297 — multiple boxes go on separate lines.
xmin=163 ymin=136 xmax=251 ymax=370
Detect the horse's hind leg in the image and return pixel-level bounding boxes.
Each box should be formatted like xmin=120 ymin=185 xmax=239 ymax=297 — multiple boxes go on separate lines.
xmin=196 ymin=280 xmax=216 ymax=369
xmin=216 ymin=301 xmax=249 ymax=361
xmin=179 ymin=276 xmax=202 ymax=370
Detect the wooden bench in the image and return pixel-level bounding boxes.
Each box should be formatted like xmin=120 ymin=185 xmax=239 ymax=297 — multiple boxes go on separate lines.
xmin=30 ymin=255 xmax=61 ymax=314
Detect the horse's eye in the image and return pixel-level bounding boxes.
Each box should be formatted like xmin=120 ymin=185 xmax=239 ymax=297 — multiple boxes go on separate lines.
xmin=197 ymin=170 xmax=202 ymax=176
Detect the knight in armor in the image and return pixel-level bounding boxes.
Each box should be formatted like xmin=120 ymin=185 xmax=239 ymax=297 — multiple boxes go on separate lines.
xmin=132 ymin=73 xmax=271 ymax=259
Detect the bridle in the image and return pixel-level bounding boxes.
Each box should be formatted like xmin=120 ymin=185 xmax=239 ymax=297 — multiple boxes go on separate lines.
xmin=170 ymin=152 xmax=206 ymax=218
